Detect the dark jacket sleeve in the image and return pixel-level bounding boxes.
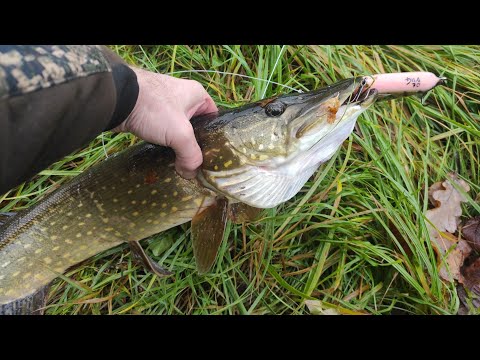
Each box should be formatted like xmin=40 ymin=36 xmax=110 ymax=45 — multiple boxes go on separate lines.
xmin=0 ymin=45 xmax=139 ymax=194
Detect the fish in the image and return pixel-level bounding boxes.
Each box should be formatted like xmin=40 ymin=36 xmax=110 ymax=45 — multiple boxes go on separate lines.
xmin=0 ymin=74 xmax=443 ymax=314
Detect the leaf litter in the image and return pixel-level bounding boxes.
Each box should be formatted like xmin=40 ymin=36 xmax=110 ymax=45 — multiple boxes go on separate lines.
xmin=425 ymin=173 xmax=480 ymax=314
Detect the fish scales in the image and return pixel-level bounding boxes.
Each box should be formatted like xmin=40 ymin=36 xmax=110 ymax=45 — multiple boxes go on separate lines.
xmin=0 ymin=143 xmax=215 ymax=305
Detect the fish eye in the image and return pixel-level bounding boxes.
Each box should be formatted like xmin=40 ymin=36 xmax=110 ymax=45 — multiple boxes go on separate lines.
xmin=265 ymin=102 xmax=286 ymax=117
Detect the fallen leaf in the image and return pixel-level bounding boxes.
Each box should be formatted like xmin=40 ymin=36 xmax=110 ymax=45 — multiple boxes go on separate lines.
xmin=305 ymin=300 xmax=340 ymax=315
xmin=462 ymin=216 xmax=480 ymax=252
xmin=439 ymin=239 xmax=472 ymax=283
xmin=458 ymin=255 xmax=480 ymax=314
xmin=425 ymin=173 xmax=471 ymax=282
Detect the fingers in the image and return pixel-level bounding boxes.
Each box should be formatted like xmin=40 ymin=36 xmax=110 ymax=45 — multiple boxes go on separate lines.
xmin=169 ymin=118 xmax=203 ymax=179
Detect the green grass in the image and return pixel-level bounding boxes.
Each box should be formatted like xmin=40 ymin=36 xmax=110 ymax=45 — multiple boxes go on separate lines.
xmin=2 ymin=45 xmax=480 ymax=314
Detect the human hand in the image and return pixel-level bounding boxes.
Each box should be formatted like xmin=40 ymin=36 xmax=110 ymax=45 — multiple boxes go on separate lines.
xmin=114 ymin=67 xmax=218 ymax=179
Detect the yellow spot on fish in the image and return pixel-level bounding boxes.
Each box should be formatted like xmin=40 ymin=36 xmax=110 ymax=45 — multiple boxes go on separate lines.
xmin=146 ymin=219 xmax=152 ymax=223
xmin=78 ymin=202 xmax=83 ymax=208
xmin=87 ymin=231 xmax=92 ymax=235
xmin=140 ymin=227 xmax=145 ymax=231
xmin=132 ymin=211 xmax=139 ymax=217
xmin=12 ymin=271 xmax=20 ymax=277
xmin=50 ymin=221 xmax=56 ymax=226
xmin=22 ymin=272 xmax=32 ymax=280
xmin=173 ymin=191 xmax=178 ymax=196
xmin=79 ymin=245 xmax=88 ymax=250
xmin=102 ymin=218 xmax=109 ymax=224
xmin=214 ymin=165 xmax=219 ymax=170
xmin=96 ymin=203 xmax=105 ymax=213
xmin=34 ymin=273 xmax=45 ymax=280
xmin=65 ymin=239 xmax=73 ymax=244
xmin=164 ymin=178 xmax=172 ymax=183
xmin=224 ymin=160 xmax=233 ymax=168
xmin=128 ymin=190 xmax=133 ymax=194
xmin=151 ymin=202 xmax=157 ymax=207
xmin=136 ymin=184 xmax=141 ymax=188
xmin=35 ymin=249 xmax=43 ymax=254
xmin=113 ymin=199 xmax=118 ymax=203
xmin=250 ymin=154 xmax=257 ymax=160
xmin=129 ymin=223 xmax=136 ymax=228
xmin=100 ymin=234 xmax=107 ymax=239
xmin=151 ymin=190 xmax=158 ymax=195
xmin=131 ymin=200 xmax=137 ymax=205
xmin=115 ymin=232 xmax=122 ymax=237
xmin=163 ymin=195 xmax=167 ymax=198
xmin=62 ymin=225 xmax=69 ymax=230
xmin=78 ymin=222 xmax=85 ymax=226
xmin=67 ymin=212 xmax=73 ymax=216
xmin=62 ymin=253 xmax=71 ymax=259
xmin=28 ymin=262 xmax=34 ymax=268
xmin=121 ymin=206 xmax=126 ymax=210
xmin=40 ymin=227 xmax=47 ymax=232
xmin=18 ymin=257 xmax=26 ymax=262
xmin=162 ymin=203 xmax=167 ymax=208
xmin=182 ymin=195 xmax=193 ymax=202
xmin=76 ymin=233 xmax=82 ymax=238
xmin=1 ymin=261 xmax=10 ymax=268
xmin=101 ymin=186 xmax=107 ymax=190
xmin=44 ymin=257 xmax=52 ymax=264
xmin=112 ymin=186 xmax=116 ymax=190
xmin=259 ymin=154 xmax=269 ymax=161
xmin=268 ymin=144 xmax=275 ymax=149
xmin=141 ymin=200 xmax=147 ymax=205
xmin=24 ymin=244 xmax=32 ymax=249
xmin=243 ymin=148 xmax=247 ymax=154
xmin=52 ymin=246 xmax=60 ymax=251
xmin=0 ymin=275 xmax=4 ymax=280
xmin=104 ymin=228 xmax=113 ymax=232
xmin=258 ymin=144 xmax=264 ymax=150
xmin=194 ymin=198 xmax=203 ymax=206
xmin=171 ymin=207 xmax=178 ymax=213
xmin=158 ymin=214 xmax=165 ymax=219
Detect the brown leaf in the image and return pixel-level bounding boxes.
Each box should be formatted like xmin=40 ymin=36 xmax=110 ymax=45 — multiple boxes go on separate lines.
xmin=425 ymin=173 xmax=471 ymax=281
xmin=458 ymin=255 xmax=480 ymax=314
xmin=438 ymin=239 xmax=472 ymax=283
xmin=462 ymin=216 xmax=480 ymax=252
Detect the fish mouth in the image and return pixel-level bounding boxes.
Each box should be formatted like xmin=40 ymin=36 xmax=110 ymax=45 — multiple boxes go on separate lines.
xmin=343 ymin=77 xmax=379 ymax=106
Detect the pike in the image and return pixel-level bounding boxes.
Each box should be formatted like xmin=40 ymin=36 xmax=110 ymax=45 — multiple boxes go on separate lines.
xmin=0 ymin=74 xmax=444 ymax=314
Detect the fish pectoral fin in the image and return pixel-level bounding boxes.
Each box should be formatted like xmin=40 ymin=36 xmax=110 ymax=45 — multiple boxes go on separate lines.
xmin=0 ymin=212 xmax=16 ymax=227
xmin=228 ymin=203 xmax=263 ymax=224
xmin=129 ymin=241 xmax=173 ymax=277
xmin=191 ymin=196 xmax=229 ymax=274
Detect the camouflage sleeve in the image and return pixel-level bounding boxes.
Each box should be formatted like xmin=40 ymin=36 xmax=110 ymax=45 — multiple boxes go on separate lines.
xmin=0 ymin=45 xmax=139 ymax=194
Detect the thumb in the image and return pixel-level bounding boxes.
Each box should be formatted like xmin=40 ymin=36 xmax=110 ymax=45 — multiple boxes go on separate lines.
xmin=168 ymin=116 xmax=203 ymax=179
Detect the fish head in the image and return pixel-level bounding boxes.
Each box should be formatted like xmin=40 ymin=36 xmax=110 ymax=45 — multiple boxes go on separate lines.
xmin=194 ymin=77 xmax=378 ymax=208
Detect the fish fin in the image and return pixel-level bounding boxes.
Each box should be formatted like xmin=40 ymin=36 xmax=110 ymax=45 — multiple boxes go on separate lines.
xmin=0 ymin=285 xmax=49 ymax=315
xmin=129 ymin=241 xmax=173 ymax=277
xmin=228 ymin=203 xmax=263 ymax=224
xmin=0 ymin=212 xmax=15 ymax=227
xmin=191 ymin=196 xmax=229 ymax=274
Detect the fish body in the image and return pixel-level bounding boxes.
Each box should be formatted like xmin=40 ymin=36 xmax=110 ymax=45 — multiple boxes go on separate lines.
xmin=0 ymin=144 xmax=216 ymax=312
xmin=2 ymin=74 xmax=436 ymax=314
